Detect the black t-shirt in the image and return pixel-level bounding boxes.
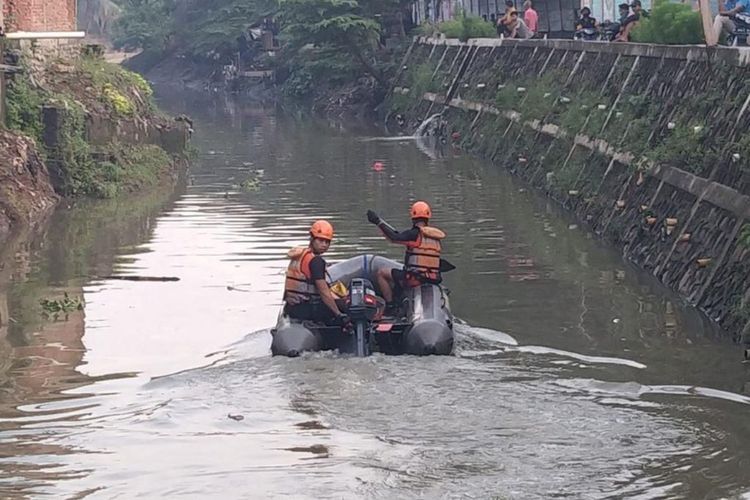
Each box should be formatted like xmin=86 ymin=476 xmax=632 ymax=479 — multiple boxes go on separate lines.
xmin=308 ymin=255 xmax=327 ymax=281
xmin=578 ymin=16 xmax=597 ymax=29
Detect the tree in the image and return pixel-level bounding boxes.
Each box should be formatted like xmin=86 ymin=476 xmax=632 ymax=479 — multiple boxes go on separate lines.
xmin=279 ymin=0 xmax=387 ymax=87
xmin=112 ymin=0 xmax=176 ymax=50
xmin=631 ymin=1 xmax=704 ymax=45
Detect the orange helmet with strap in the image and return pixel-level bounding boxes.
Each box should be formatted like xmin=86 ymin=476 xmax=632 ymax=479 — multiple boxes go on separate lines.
xmin=410 ymin=201 xmax=432 ymax=220
xmin=310 ymin=220 xmax=334 ymax=241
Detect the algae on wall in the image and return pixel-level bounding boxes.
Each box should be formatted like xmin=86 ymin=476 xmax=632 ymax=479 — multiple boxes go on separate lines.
xmin=388 ymin=38 xmax=750 ymax=345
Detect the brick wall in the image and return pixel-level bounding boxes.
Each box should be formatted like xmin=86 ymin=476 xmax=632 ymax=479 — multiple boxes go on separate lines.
xmin=3 ymin=0 xmax=77 ymax=32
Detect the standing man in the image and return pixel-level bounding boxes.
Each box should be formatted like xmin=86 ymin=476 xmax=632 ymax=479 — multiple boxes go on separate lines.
xmin=284 ymin=220 xmax=347 ymax=324
xmin=523 ymin=0 xmax=539 ymax=36
xmin=366 ymin=202 xmax=446 ymax=311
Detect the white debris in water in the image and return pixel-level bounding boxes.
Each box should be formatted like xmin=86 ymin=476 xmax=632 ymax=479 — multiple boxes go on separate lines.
xmin=517 ymin=87 xmax=526 ymax=93
xmin=616 ymin=111 xmax=623 ymax=117
xmin=613 ymin=318 xmax=620 ymax=324
xmin=733 ymin=153 xmax=741 ymax=162
xmin=497 ymin=83 xmax=506 ymax=89
xmin=543 ymin=92 xmax=551 ymax=98
xmin=518 ymin=346 xmax=647 ymax=369
xmin=598 ymin=104 xmax=607 ymax=110
xmin=667 ymin=122 xmax=676 ymax=130
xmin=693 ymin=125 xmax=703 ymax=133
xmin=559 ymin=96 xmax=571 ymax=103
xmin=477 ymin=83 xmax=486 ymax=89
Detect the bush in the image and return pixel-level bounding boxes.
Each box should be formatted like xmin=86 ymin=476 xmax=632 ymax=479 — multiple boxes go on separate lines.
xmin=439 ymin=14 xmax=496 ymax=41
xmin=631 ymin=1 xmax=703 ymax=45
xmin=5 ymin=76 xmax=46 ymax=143
xmin=103 ymin=83 xmax=135 ymax=115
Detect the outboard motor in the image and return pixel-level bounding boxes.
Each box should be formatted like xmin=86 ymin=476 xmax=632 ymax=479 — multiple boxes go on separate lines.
xmin=727 ymin=13 xmax=750 ymax=46
xmin=346 ymin=278 xmax=383 ymax=356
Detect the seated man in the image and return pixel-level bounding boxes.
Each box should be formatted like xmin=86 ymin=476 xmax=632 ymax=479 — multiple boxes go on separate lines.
xmin=575 ymin=6 xmax=598 ymax=30
xmin=284 ymin=220 xmax=347 ymax=324
xmin=507 ymin=10 xmax=535 ymax=38
xmin=714 ymin=0 xmax=750 ymax=43
xmin=367 ymin=202 xmax=446 ymax=312
xmin=497 ymin=0 xmax=518 ymax=37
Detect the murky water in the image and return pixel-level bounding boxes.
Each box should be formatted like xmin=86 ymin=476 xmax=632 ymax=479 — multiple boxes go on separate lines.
xmin=1 ymin=93 xmax=750 ymax=499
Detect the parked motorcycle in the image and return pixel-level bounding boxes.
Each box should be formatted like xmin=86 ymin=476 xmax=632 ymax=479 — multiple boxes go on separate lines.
xmin=725 ymin=13 xmax=750 ymax=46
xmin=574 ymin=27 xmax=600 ymax=41
xmin=598 ymin=21 xmax=621 ymax=41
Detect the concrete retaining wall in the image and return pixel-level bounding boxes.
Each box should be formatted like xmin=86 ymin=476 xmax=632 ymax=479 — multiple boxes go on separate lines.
xmin=389 ymin=37 xmax=750 ymax=346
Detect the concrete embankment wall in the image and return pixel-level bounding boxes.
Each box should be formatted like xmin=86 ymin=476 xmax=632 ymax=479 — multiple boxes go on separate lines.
xmin=389 ymin=37 xmax=750 ymax=344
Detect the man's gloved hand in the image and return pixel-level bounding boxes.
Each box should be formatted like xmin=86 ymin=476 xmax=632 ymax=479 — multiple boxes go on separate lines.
xmin=334 ymin=313 xmax=350 ymax=326
xmin=367 ymin=210 xmax=381 ymax=225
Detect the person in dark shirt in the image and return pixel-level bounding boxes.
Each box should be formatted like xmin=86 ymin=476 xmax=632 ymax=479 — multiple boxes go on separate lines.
xmin=367 ymin=201 xmax=446 ymax=311
xmin=284 ymin=220 xmax=347 ymax=324
xmin=575 ymin=6 xmax=598 ymax=30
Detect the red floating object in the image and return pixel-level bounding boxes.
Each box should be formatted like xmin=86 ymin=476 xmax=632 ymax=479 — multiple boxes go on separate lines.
xmin=372 ymin=161 xmax=385 ymax=171
xmin=451 ymin=132 xmax=461 ymax=141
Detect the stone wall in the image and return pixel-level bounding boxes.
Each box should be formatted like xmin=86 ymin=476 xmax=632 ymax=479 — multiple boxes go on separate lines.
xmin=389 ymin=37 xmax=750 ymax=348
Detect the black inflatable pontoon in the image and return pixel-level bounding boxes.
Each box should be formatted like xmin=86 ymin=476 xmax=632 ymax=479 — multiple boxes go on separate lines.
xmin=271 ymin=255 xmax=454 ymax=357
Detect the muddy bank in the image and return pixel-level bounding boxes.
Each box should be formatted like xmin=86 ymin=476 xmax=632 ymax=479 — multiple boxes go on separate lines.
xmin=1 ymin=39 xmax=190 ymax=241
xmin=387 ymin=37 xmax=750 ymax=349
xmin=0 ymin=131 xmax=59 ymax=246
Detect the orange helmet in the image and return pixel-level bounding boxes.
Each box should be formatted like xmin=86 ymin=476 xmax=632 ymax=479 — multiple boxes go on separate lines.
xmin=410 ymin=201 xmax=432 ymax=220
xmin=310 ymin=220 xmax=334 ymax=241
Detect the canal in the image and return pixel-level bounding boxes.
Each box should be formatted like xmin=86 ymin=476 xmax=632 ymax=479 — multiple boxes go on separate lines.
xmin=0 ymin=93 xmax=748 ymax=498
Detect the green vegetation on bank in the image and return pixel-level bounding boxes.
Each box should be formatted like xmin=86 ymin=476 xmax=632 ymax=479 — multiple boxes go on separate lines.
xmin=112 ymin=0 xmax=412 ymax=106
xmin=430 ymin=13 xmax=496 ymax=41
xmin=631 ymin=0 xmax=703 ymax=45
xmin=4 ymin=54 xmax=176 ymax=198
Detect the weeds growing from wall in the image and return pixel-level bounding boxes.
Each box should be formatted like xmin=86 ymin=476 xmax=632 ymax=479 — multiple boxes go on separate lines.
xmin=5 ymin=59 xmax=173 ymax=199
xmin=5 ymin=75 xmax=46 ymax=144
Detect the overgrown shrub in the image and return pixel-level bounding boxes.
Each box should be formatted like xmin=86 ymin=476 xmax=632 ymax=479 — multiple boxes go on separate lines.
xmin=631 ymin=1 xmax=703 ymax=45
xmin=79 ymin=56 xmax=153 ymax=113
xmin=5 ymin=76 xmax=46 ymax=143
xmin=439 ymin=14 xmax=496 ymax=41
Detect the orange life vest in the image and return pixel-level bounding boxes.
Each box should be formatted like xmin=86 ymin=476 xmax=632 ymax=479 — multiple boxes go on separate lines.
xmin=401 ymin=226 xmax=445 ymax=284
xmin=284 ymin=247 xmax=321 ymax=303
